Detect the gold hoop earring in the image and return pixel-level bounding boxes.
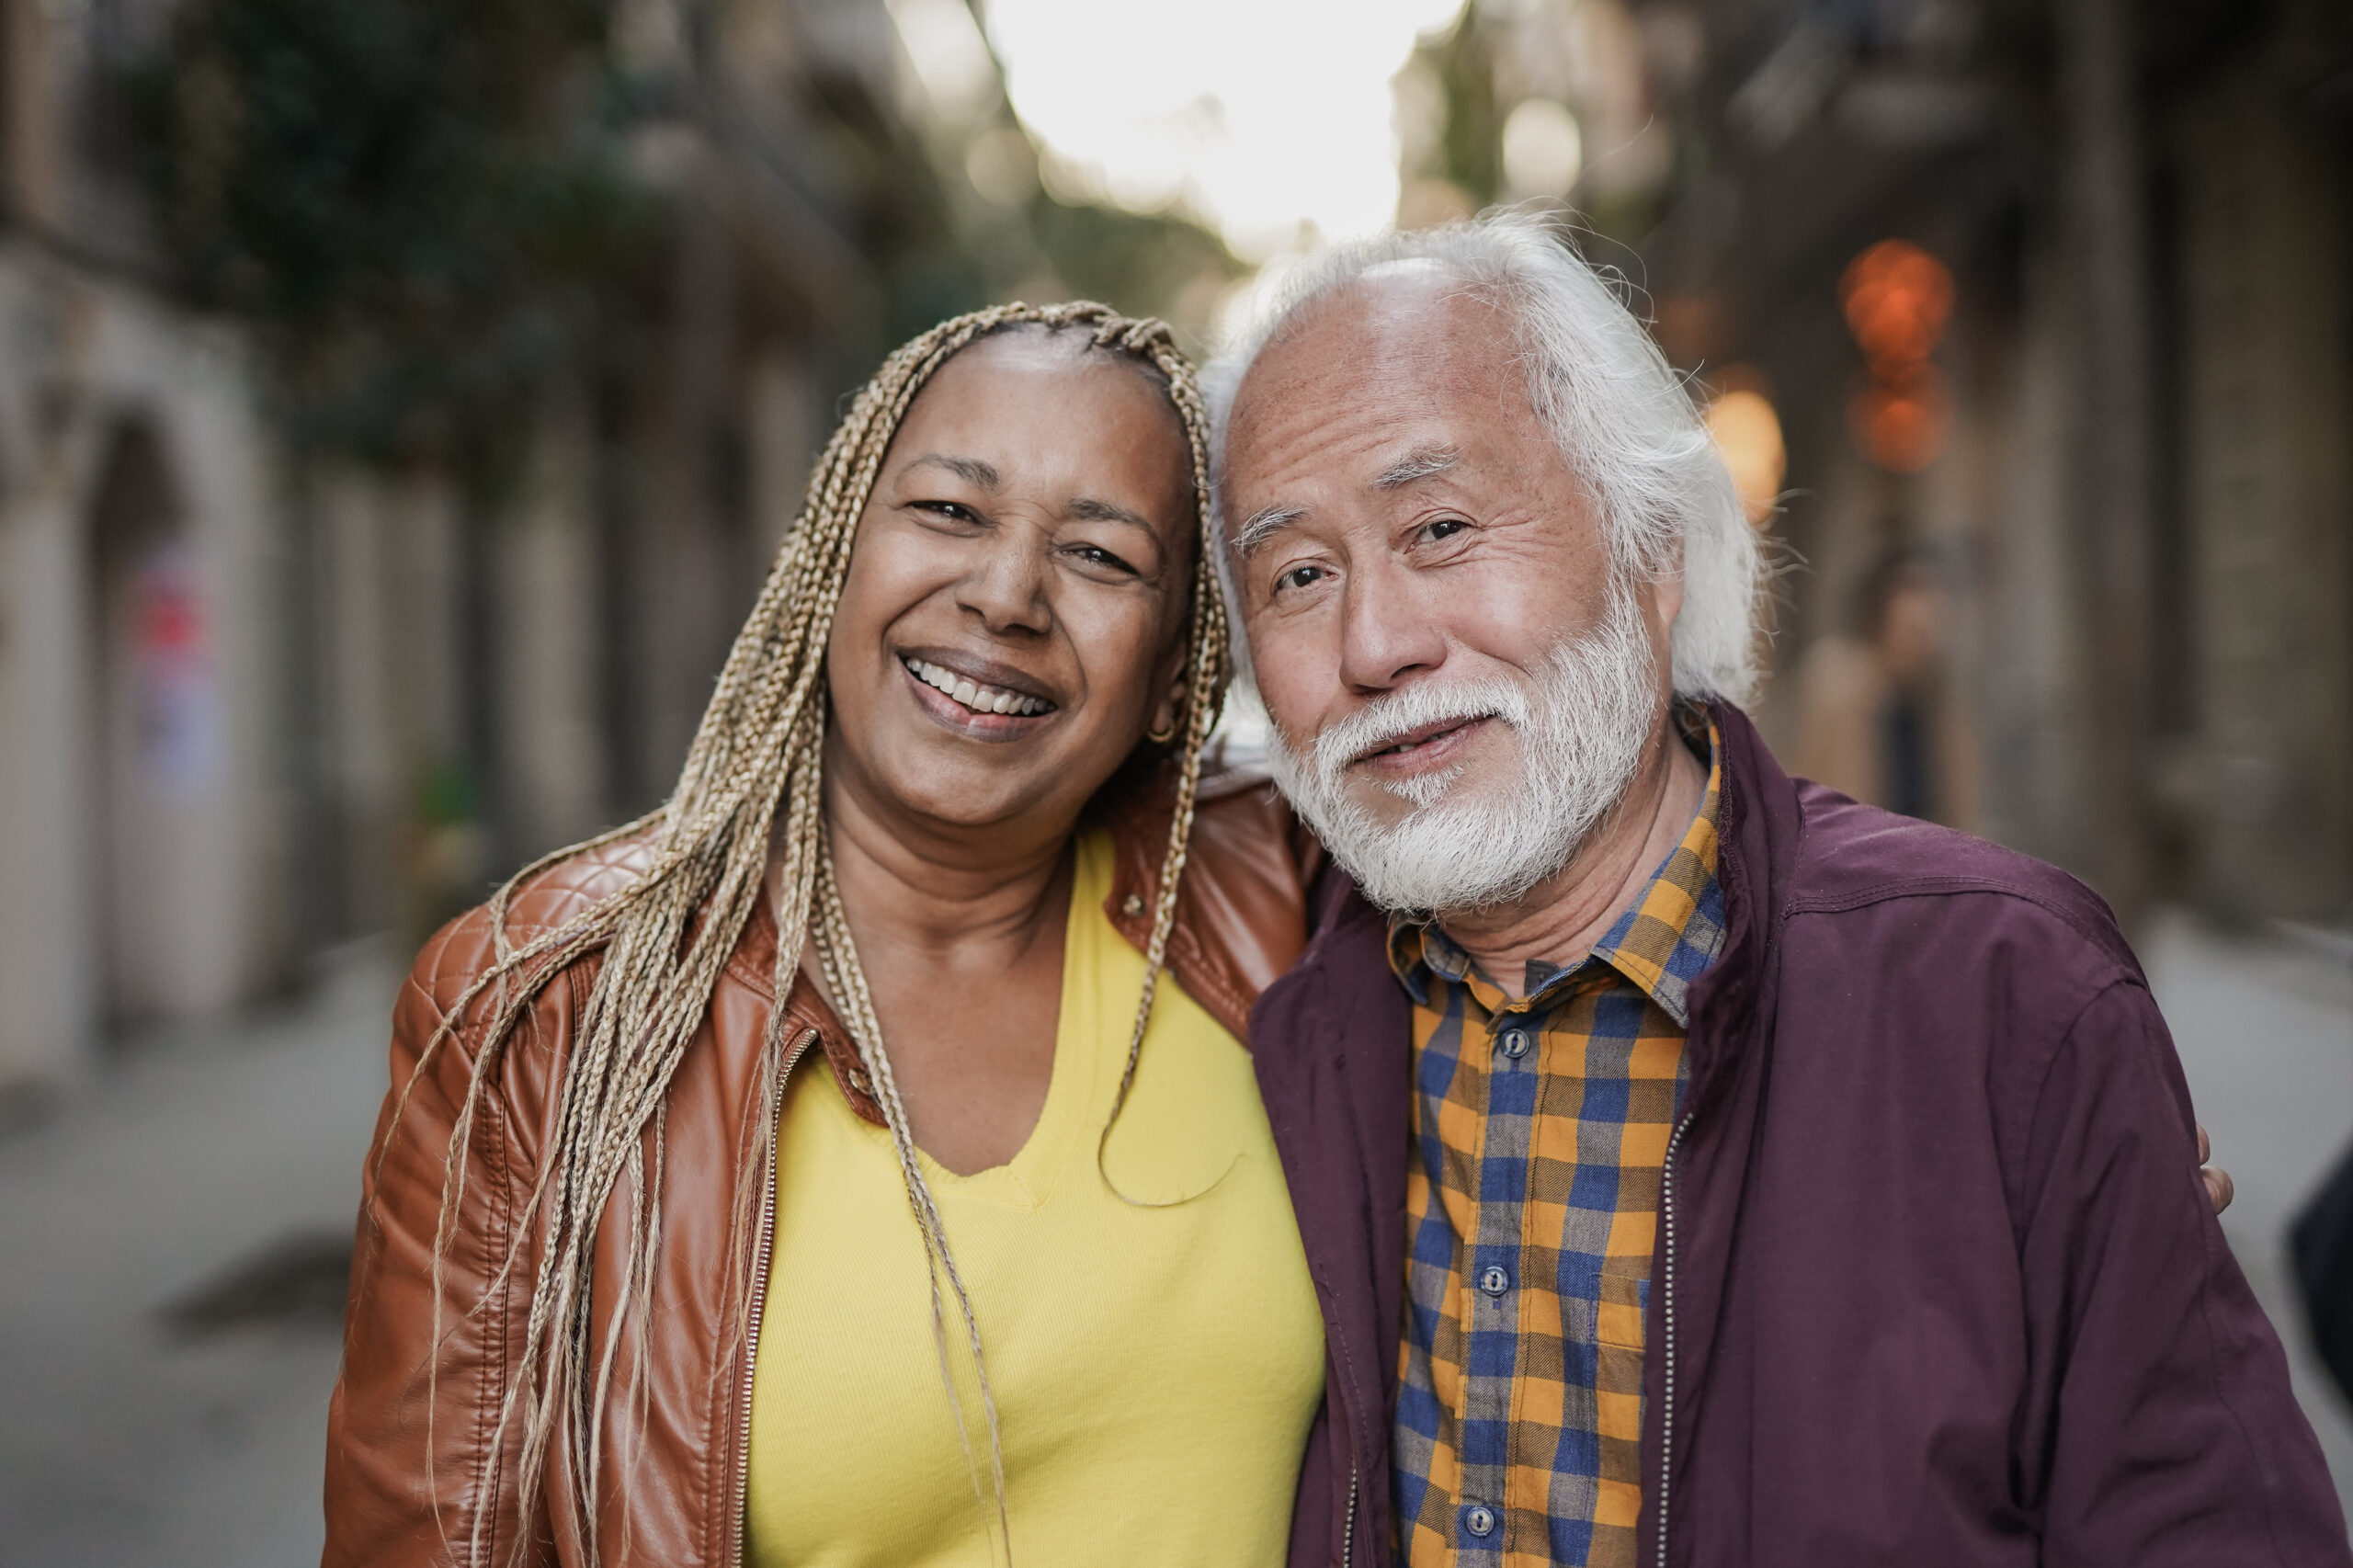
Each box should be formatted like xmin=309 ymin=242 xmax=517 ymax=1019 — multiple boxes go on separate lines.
xmin=1145 ymin=712 xmax=1180 ymax=746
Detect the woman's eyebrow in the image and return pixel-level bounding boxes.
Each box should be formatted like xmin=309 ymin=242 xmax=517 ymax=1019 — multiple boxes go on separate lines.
xmin=1068 ymin=495 xmax=1152 ymax=530
xmin=904 ymin=453 xmax=1002 ymax=487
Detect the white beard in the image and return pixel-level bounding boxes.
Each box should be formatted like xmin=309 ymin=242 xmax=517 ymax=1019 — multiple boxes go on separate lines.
xmin=1266 ymin=585 xmax=1661 ymax=915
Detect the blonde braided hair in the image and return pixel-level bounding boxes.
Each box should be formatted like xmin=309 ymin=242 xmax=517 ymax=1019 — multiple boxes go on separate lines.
xmin=379 ymin=301 xmax=1228 ymax=1567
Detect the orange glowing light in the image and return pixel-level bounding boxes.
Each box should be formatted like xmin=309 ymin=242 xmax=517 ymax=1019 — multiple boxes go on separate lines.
xmin=1847 ymin=363 xmax=1952 ymax=474
xmin=1840 ymin=240 xmax=1953 ymax=370
xmin=1705 ymin=385 xmax=1787 ymax=526
xmin=1839 ymin=239 xmax=1955 ymax=472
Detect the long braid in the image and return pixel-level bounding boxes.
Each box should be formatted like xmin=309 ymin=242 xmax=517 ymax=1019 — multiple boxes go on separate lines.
xmin=379 ymin=301 xmax=1229 ymax=1568
xmin=813 ymin=856 xmax=1009 ymax=1548
xmin=1091 ymin=318 xmax=1228 ymax=1204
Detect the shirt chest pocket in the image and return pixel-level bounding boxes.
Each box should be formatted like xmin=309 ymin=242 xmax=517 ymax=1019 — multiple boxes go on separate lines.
xmin=1595 ymin=1260 xmax=1652 ymax=1351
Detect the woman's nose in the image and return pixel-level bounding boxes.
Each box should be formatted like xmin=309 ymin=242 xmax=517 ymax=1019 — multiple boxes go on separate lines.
xmin=954 ymin=529 xmax=1052 ymax=635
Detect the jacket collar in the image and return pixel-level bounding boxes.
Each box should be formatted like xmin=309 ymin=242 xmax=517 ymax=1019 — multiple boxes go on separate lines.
xmin=1680 ymin=699 xmax=1804 ymax=1114
xmin=1093 ymin=739 xmax=1318 ymax=1043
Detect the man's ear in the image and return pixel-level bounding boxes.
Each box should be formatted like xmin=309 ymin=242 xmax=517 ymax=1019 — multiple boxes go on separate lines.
xmin=1644 ymin=537 xmax=1688 ymax=638
xmin=1649 ymin=571 xmax=1686 ymax=635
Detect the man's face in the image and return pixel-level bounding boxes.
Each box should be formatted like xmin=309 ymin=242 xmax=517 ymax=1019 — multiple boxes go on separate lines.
xmin=1219 ymin=276 xmax=1681 ymax=910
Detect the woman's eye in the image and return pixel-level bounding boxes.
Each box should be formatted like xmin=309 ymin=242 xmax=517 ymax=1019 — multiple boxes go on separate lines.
xmin=1069 ymin=543 xmax=1139 ymax=575
xmin=914 ymin=499 xmax=979 ymax=524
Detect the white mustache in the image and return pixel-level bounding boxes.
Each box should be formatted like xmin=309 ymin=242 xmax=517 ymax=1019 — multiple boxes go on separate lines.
xmin=1309 ymin=676 xmax=1533 ymax=784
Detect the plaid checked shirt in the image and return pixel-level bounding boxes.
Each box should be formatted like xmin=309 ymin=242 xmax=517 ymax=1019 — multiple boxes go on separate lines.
xmin=1391 ymin=724 xmax=1725 ymax=1567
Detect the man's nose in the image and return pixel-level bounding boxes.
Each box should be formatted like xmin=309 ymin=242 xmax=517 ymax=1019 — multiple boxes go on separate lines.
xmin=1336 ymin=555 xmax=1447 ymax=692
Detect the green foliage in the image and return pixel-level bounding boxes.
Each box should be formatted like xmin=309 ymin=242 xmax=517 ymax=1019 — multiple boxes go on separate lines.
xmin=1415 ymin=12 xmax=1502 ymax=206
xmin=127 ymin=0 xmax=660 ymax=468
xmin=1398 ymin=9 xmax=1670 ymax=254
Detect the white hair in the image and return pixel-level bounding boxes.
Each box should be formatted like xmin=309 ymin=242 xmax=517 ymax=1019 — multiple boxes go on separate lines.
xmin=1203 ymin=211 xmax=1763 ymax=707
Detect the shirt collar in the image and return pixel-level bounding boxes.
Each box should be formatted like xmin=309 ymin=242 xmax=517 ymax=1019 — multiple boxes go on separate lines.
xmin=1386 ymin=712 xmax=1726 ymax=1027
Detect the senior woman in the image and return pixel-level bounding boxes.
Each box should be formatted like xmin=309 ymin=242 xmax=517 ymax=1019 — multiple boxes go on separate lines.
xmin=324 ymin=304 xmax=1333 ymax=1567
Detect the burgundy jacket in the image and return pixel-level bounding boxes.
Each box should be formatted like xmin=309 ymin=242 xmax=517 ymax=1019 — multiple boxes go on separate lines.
xmin=1256 ymin=700 xmax=2350 ymax=1568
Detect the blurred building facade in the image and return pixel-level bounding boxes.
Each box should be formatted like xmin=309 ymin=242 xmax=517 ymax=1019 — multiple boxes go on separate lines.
xmin=0 ymin=0 xmax=288 ymax=1100
xmin=0 ymin=0 xmax=1238 ymax=1104
xmin=1405 ymin=0 xmax=2353 ymax=929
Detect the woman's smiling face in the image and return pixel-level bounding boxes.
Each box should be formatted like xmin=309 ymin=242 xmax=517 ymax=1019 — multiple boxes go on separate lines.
xmin=824 ymin=328 xmax=1198 ymax=835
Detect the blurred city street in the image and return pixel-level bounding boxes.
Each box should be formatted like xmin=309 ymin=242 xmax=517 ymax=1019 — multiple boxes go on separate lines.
xmin=2 ymin=915 xmax=2348 ymax=1566
xmin=0 ymin=0 xmax=2346 ymax=1559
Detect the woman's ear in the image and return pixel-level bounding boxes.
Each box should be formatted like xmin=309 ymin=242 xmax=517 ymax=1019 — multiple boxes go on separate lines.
xmin=1147 ymin=660 xmax=1187 ymax=746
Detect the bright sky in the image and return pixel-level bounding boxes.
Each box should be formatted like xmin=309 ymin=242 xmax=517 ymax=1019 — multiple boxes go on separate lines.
xmin=982 ymin=0 xmax=1467 ymax=263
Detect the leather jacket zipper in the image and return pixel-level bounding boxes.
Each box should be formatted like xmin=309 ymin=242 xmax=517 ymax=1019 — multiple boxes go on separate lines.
xmin=731 ymin=1027 xmax=819 ymax=1567
xmin=1341 ymin=1464 xmax=1358 ymax=1566
xmin=1653 ymin=1109 xmax=1694 ymax=1568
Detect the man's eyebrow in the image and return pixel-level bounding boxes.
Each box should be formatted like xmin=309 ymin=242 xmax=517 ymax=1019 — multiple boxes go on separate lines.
xmin=1374 ymin=445 xmax=1461 ymax=489
xmin=1230 ymin=504 xmax=1306 ymax=560
xmin=1067 ymin=495 xmax=1151 ymax=529
xmin=903 ymin=453 xmax=1002 ymax=488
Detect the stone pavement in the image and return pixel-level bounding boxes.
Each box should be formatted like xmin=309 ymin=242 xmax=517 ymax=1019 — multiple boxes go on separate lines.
xmin=0 ymin=943 xmax=394 ymax=1568
xmin=0 ymin=917 xmax=2347 ymax=1565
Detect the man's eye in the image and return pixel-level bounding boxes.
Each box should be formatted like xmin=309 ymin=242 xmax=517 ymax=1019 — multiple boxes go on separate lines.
xmin=1421 ymin=517 xmax=1469 ymax=543
xmin=1274 ymin=564 xmax=1327 ymax=594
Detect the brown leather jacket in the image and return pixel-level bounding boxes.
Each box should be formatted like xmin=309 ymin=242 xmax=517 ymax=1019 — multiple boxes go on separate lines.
xmin=323 ymin=758 xmax=1320 ymax=1567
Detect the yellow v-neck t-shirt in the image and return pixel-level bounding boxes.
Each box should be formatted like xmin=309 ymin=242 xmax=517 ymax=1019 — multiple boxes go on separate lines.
xmin=745 ymin=828 xmax=1327 ymax=1568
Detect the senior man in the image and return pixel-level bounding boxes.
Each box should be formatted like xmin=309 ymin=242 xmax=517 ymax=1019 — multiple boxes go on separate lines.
xmin=1214 ymin=216 xmax=2344 ymax=1568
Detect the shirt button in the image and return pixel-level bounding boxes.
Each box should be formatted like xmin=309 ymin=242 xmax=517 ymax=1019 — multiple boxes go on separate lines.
xmin=1479 ymin=1264 xmax=1510 ymax=1297
xmin=1464 ymin=1503 xmax=1497 ymax=1538
xmin=1499 ymin=1027 xmax=1530 ymax=1059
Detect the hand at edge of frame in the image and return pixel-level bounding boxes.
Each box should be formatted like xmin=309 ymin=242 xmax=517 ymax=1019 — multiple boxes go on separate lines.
xmin=2199 ymin=1123 xmax=2234 ymax=1216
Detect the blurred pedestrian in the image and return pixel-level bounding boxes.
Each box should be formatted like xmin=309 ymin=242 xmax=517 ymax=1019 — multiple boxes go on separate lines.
xmin=1790 ymin=541 xmax=1984 ymax=829
xmin=2293 ymin=1133 xmax=2353 ymax=1405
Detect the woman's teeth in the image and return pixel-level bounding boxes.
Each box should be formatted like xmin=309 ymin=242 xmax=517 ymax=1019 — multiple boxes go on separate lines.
xmin=904 ymin=657 xmax=1052 ymax=717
